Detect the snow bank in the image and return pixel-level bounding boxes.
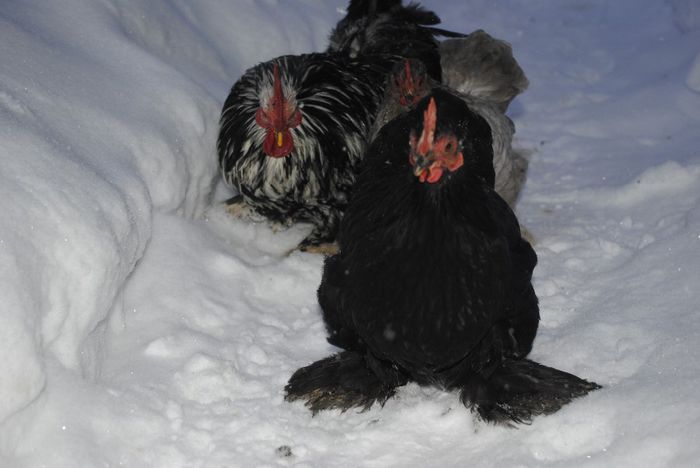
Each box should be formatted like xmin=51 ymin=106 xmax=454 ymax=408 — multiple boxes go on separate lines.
xmin=0 ymin=0 xmax=339 ymax=447
xmin=0 ymin=0 xmax=225 ymax=421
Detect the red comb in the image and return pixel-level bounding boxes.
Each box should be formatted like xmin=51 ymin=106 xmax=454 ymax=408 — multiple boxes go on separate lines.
xmin=271 ymin=63 xmax=285 ymax=119
xmin=264 ymin=61 xmax=299 ymax=132
xmin=272 ymin=63 xmax=282 ymax=96
xmin=417 ymin=97 xmax=437 ymax=155
xmin=403 ymin=59 xmax=415 ymax=92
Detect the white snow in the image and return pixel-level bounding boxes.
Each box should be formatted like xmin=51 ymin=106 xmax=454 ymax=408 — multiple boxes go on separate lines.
xmin=1 ymin=0 xmax=700 ymax=466
xmin=687 ymin=53 xmax=700 ymax=93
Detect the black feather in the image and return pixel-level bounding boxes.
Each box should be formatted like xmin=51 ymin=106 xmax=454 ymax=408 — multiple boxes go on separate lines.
xmin=460 ymin=359 xmax=601 ymax=425
xmin=286 ymin=351 xmax=406 ymax=414
xmin=286 ymin=90 xmax=599 ymax=422
xmin=344 ymin=0 xmax=402 ymax=20
xmin=329 ymin=1 xmax=466 ymax=81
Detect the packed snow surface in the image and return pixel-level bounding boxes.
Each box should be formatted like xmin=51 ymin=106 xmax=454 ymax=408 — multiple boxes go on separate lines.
xmin=1 ymin=0 xmax=700 ymax=466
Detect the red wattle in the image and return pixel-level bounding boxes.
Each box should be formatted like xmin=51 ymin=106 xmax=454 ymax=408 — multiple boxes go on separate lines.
xmin=262 ymin=130 xmax=294 ymax=158
xmin=426 ymin=167 xmax=443 ymax=183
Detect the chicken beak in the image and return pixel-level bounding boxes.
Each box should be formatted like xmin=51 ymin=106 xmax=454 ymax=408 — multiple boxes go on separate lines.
xmin=413 ymin=163 xmax=425 ymax=177
xmin=276 ymin=131 xmax=284 ymax=147
xmin=412 ymin=154 xmax=431 ymax=177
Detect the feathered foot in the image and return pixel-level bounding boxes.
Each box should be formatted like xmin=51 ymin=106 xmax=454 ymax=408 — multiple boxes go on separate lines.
xmin=224 ymin=195 xmax=291 ymax=234
xmin=298 ymin=241 xmax=340 ymax=256
xmin=285 ymin=351 xmax=402 ymax=414
xmin=224 ymin=195 xmax=252 ymax=217
xmin=460 ymin=359 xmax=601 ymax=426
xmin=297 ymin=221 xmax=340 ymax=255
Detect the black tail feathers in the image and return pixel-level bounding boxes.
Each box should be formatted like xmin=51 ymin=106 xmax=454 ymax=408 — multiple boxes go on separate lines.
xmin=285 ymin=351 xmax=405 ymax=414
xmin=344 ymin=0 xmax=402 ymax=20
xmin=343 ymin=0 xmax=440 ymax=25
xmin=459 ymin=359 xmax=601 ymax=425
xmin=425 ymin=26 xmax=468 ymax=39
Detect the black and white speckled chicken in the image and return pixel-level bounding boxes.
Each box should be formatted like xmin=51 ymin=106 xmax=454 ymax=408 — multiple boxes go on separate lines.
xmin=371 ymin=53 xmax=528 ymax=208
xmin=217 ymin=1 xmax=461 ymax=252
xmin=218 ymin=54 xmax=397 ymax=251
xmin=286 ymin=90 xmax=599 ymax=424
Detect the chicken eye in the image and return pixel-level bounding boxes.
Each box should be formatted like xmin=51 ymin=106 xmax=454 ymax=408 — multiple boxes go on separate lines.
xmin=445 ymin=142 xmax=453 ymax=152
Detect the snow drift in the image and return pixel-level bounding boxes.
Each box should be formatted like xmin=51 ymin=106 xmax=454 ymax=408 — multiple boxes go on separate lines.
xmin=0 ymin=0 xmax=334 ymax=423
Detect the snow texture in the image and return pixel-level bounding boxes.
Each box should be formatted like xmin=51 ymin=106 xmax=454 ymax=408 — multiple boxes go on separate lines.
xmin=1 ymin=0 xmax=700 ymax=467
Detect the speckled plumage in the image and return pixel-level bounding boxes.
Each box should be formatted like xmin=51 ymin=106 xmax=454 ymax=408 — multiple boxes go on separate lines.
xmin=218 ymin=53 xmax=393 ymax=246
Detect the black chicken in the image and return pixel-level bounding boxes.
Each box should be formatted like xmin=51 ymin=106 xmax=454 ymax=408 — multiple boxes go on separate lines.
xmin=286 ymin=90 xmax=599 ymax=424
xmin=371 ymin=53 xmax=528 ymax=208
xmin=328 ymin=0 xmax=466 ymax=80
xmin=218 ymin=1 xmax=461 ymax=251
